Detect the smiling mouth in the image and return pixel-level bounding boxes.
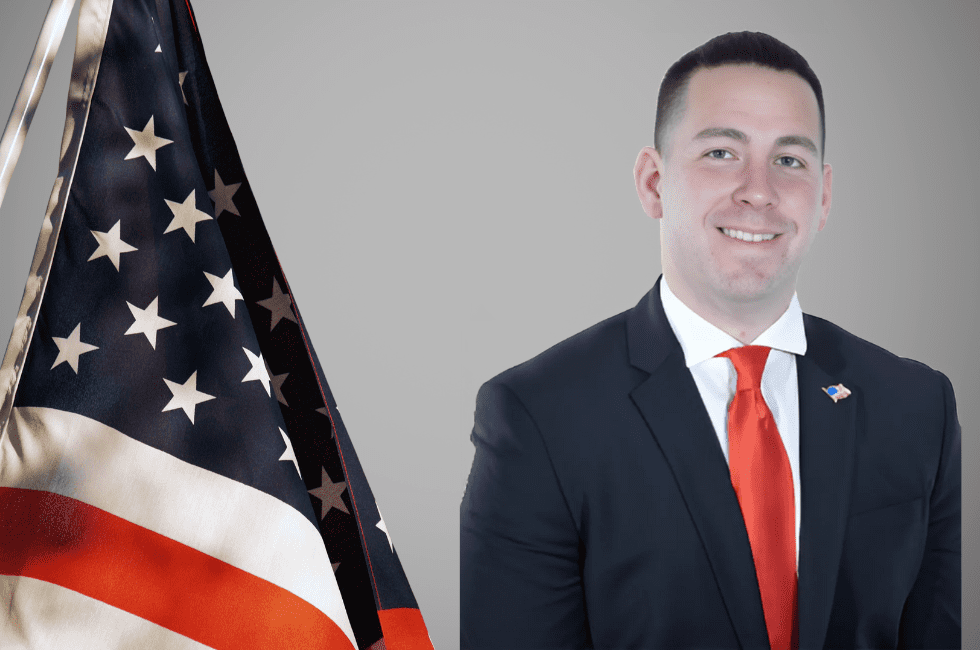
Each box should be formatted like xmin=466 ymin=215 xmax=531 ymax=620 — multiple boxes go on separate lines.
xmin=719 ymin=227 xmax=780 ymax=243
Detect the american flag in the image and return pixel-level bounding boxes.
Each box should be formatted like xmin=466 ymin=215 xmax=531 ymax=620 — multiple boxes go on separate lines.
xmin=821 ymin=383 xmax=851 ymax=403
xmin=0 ymin=0 xmax=431 ymax=648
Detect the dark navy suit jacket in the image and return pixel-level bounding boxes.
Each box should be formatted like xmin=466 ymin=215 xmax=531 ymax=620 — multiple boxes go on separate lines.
xmin=460 ymin=278 xmax=960 ymax=649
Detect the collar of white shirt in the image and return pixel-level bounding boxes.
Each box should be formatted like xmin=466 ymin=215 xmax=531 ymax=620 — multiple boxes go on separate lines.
xmin=659 ymin=277 xmax=807 ymax=365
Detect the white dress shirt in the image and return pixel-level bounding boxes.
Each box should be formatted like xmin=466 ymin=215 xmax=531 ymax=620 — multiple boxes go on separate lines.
xmin=659 ymin=278 xmax=806 ymax=564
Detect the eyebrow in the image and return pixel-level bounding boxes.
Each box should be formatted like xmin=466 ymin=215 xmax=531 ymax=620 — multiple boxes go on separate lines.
xmin=693 ymin=127 xmax=819 ymax=157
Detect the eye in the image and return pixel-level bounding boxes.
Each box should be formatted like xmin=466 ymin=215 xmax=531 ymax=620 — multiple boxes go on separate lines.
xmin=776 ymin=155 xmax=804 ymax=168
xmin=706 ymin=149 xmax=734 ymax=160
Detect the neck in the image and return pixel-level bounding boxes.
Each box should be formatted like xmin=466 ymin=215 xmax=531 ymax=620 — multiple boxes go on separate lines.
xmin=663 ymin=272 xmax=793 ymax=345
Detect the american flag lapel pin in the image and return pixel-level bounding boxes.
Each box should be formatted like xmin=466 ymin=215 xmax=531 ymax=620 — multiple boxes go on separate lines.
xmin=822 ymin=383 xmax=852 ymax=403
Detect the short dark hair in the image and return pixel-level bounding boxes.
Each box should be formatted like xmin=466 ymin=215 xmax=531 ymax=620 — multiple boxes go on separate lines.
xmin=654 ymin=32 xmax=825 ymax=159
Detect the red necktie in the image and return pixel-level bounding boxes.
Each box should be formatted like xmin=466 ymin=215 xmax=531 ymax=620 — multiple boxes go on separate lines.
xmin=716 ymin=345 xmax=798 ymax=650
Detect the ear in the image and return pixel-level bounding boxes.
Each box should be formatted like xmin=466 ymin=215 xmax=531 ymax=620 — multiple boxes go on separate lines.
xmin=634 ymin=146 xmax=665 ymax=220
xmin=818 ymin=162 xmax=832 ymax=231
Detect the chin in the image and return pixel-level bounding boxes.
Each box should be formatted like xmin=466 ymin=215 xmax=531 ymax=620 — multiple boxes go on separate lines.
xmin=714 ymin=271 xmax=787 ymax=303
xmin=708 ymin=253 xmax=801 ymax=300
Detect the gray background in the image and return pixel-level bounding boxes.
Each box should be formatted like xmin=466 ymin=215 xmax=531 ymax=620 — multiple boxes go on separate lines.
xmin=1 ymin=2 xmax=977 ymax=648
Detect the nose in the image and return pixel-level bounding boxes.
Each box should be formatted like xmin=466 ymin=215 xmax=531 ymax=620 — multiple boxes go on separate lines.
xmin=732 ymin=159 xmax=778 ymax=210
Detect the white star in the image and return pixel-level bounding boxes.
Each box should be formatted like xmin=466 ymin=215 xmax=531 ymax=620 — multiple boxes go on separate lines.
xmin=154 ymin=44 xmax=162 ymax=53
xmin=203 ymin=269 xmax=243 ymax=317
xmin=278 ymin=427 xmax=301 ymax=478
xmin=257 ymin=278 xmax=298 ymax=331
xmin=51 ymin=323 xmax=98 ymax=373
xmin=162 ymin=371 xmax=214 ymax=424
xmin=88 ymin=220 xmax=137 ymax=271
xmin=209 ymin=170 xmax=241 ymax=217
xmin=125 ymin=297 xmax=176 ymax=349
xmin=178 ymin=70 xmax=188 ymax=104
xmin=164 ymin=189 xmax=212 ymax=242
xmin=242 ymin=347 xmax=271 ymax=396
xmin=376 ymin=513 xmax=393 ymax=552
xmin=308 ymin=467 xmax=349 ymax=519
xmin=123 ymin=115 xmax=172 ymax=170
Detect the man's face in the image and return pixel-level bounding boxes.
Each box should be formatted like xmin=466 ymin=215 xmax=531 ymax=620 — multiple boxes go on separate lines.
xmin=639 ymin=64 xmax=831 ymax=315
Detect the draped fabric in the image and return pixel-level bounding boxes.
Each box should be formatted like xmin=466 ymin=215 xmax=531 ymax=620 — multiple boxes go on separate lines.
xmin=0 ymin=1 xmax=431 ymax=647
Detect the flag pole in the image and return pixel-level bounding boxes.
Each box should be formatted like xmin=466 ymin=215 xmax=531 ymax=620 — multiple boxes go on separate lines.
xmin=0 ymin=0 xmax=77 ymax=214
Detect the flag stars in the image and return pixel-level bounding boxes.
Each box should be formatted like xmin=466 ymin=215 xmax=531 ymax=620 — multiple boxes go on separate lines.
xmin=270 ymin=370 xmax=289 ymax=406
xmin=125 ymin=297 xmax=176 ymax=349
xmin=209 ymin=170 xmax=241 ymax=217
xmin=278 ymin=428 xmax=301 ymax=478
xmin=162 ymin=371 xmax=215 ymax=424
xmin=164 ymin=189 xmax=212 ymax=242
xmin=242 ymin=347 xmax=271 ymax=396
xmin=123 ymin=115 xmax=172 ymax=170
xmin=377 ymin=514 xmax=393 ymax=552
xmin=308 ymin=467 xmax=350 ymax=519
xmin=88 ymin=220 xmax=137 ymax=271
xmin=178 ymin=70 xmax=188 ymax=104
xmin=257 ymin=278 xmax=298 ymax=331
xmin=203 ymin=269 xmax=243 ymax=316
xmin=314 ymin=406 xmax=332 ymax=436
xmin=51 ymin=323 xmax=98 ymax=373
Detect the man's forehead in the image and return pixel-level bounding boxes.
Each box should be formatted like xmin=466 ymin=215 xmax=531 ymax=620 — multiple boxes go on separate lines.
xmin=678 ymin=65 xmax=821 ymax=141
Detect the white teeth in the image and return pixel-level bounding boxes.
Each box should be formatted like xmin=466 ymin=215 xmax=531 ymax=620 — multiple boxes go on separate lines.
xmin=721 ymin=228 xmax=777 ymax=242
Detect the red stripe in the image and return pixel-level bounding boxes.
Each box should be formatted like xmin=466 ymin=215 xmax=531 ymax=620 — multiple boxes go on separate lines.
xmin=0 ymin=487 xmax=353 ymax=650
xmin=379 ymin=608 xmax=432 ymax=650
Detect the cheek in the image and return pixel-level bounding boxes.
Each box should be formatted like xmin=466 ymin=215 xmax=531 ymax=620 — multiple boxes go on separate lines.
xmin=675 ymin=167 xmax=733 ymax=211
xmin=775 ymin=176 xmax=821 ymax=221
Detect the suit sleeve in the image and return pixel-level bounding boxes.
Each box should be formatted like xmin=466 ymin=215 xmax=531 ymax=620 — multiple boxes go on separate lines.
xmin=460 ymin=380 xmax=591 ymax=649
xmin=898 ymin=371 xmax=961 ymax=649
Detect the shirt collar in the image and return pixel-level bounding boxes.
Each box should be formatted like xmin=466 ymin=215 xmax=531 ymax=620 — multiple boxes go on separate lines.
xmin=660 ymin=276 xmax=807 ymax=369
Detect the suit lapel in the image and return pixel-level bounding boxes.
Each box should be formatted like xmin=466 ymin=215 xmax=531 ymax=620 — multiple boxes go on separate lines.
xmin=796 ymin=316 xmax=858 ymax=650
xmin=626 ymin=280 xmax=770 ymax=650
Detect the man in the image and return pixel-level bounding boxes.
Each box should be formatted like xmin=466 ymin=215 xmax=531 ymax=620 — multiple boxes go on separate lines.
xmin=460 ymin=32 xmax=960 ymax=650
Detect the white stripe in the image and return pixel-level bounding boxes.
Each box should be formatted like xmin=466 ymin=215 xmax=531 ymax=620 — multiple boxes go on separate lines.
xmin=0 ymin=406 xmax=356 ymax=647
xmin=0 ymin=575 xmax=211 ymax=650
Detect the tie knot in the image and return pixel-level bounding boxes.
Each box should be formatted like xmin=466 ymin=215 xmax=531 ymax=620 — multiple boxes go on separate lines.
xmin=716 ymin=345 xmax=771 ymax=390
